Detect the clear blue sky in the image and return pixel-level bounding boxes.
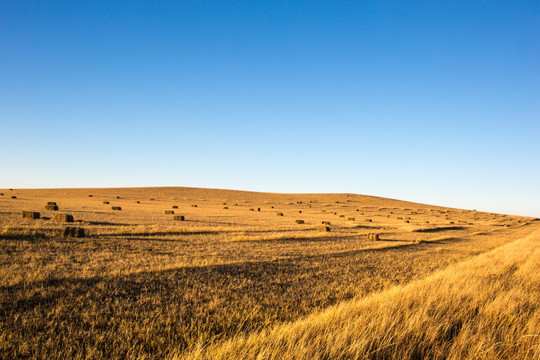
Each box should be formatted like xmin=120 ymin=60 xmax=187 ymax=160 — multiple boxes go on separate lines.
xmin=1 ymin=1 xmax=539 ymax=216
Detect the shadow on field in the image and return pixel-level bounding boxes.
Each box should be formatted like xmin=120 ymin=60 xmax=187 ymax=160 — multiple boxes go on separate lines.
xmin=0 ymin=231 xmax=507 ymax=358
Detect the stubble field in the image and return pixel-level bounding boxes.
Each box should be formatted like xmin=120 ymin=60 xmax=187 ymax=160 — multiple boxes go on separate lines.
xmin=0 ymin=187 xmax=538 ymax=359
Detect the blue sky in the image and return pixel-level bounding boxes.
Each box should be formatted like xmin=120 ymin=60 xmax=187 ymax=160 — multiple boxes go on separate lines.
xmin=1 ymin=1 xmax=539 ymax=216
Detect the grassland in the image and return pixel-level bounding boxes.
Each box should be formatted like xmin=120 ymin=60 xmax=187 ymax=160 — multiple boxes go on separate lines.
xmin=0 ymin=187 xmax=538 ymax=359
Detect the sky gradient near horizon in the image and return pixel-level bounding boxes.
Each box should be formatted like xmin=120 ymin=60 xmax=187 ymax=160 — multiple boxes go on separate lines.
xmin=1 ymin=1 xmax=539 ymax=216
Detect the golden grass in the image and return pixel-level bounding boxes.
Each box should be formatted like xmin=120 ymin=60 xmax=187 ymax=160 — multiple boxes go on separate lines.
xmin=0 ymin=187 xmax=537 ymax=359
xmin=181 ymin=230 xmax=540 ymax=360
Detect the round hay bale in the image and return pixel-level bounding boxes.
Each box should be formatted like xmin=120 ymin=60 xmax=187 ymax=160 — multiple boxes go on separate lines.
xmin=53 ymin=214 xmax=74 ymax=223
xmin=317 ymin=226 xmax=330 ymax=232
xmin=150 ymin=198 xmax=155 ymax=201
xmin=135 ymin=201 xmax=140 ymax=204
xmin=165 ymin=210 xmax=174 ymax=214
xmin=367 ymin=233 xmax=380 ymax=241
xmin=321 ymin=210 xmax=326 ymax=213
xmin=365 ymin=219 xmax=372 ymax=222
xmin=22 ymin=211 xmax=40 ymax=219
xmin=191 ymin=204 xmax=198 ymax=208
xmin=172 ymin=205 xmax=178 ymax=209
xmin=11 ymin=196 xmax=16 ymax=199
xmin=298 ymin=210 xmax=302 ymax=213
xmin=339 ymin=215 xmax=345 ymax=218
xmin=276 ymin=212 xmax=284 ymax=216
xmin=174 ymin=215 xmax=185 ymax=221
xmin=45 ymin=204 xmax=59 ymax=211
xmin=257 ymin=208 xmax=261 ymax=211
xmin=112 ymin=206 xmax=122 ymax=211
xmin=88 ymin=195 xmax=93 ymax=197
xmin=295 ymin=220 xmax=305 ymax=224
xmin=249 ymin=208 xmax=255 ymax=211
xmin=223 ymin=206 xmax=228 ymax=209
xmin=348 ymin=217 xmax=355 ymax=221
xmin=103 ymin=201 xmax=110 ymax=204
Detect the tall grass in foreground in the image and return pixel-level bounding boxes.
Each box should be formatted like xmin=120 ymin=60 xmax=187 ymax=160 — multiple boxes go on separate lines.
xmin=180 ymin=231 xmax=540 ymax=360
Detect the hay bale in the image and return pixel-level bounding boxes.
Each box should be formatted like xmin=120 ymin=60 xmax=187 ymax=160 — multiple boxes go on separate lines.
xmin=223 ymin=202 xmax=227 ymax=205
xmin=257 ymin=208 xmax=261 ymax=212
xmin=174 ymin=215 xmax=185 ymax=221
xmin=11 ymin=196 xmax=16 ymax=199
xmin=339 ymin=215 xmax=345 ymax=218
xmin=276 ymin=212 xmax=284 ymax=216
xmin=135 ymin=201 xmax=140 ymax=204
xmin=296 ymin=220 xmax=305 ymax=224
xmin=223 ymin=206 xmax=229 ymax=209
xmin=165 ymin=210 xmax=174 ymax=214
xmin=365 ymin=219 xmax=372 ymax=222
xmin=112 ymin=206 xmax=122 ymax=211
xmin=271 ymin=206 xmax=274 ymax=209
xmin=298 ymin=210 xmax=302 ymax=213
xmin=348 ymin=217 xmax=355 ymax=221
xmin=321 ymin=210 xmax=326 ymax=213
xmin=191 ymin=204 xmax=198 ymax=208
xmin=150 ymin=198 xmax=155 ymax=201
xmin=88 ymin=195 xmax=93 ymax=197
xmin=22 ymin=211 xmax=40 ymax=219
xmin=321 ymin=221 xmax=331 ymax=225
xmin=249 ymin=208 xmax=255 ymax=211
xmin=103 ymin=201 xmax=110 ymax=204
xmin=53 ymin=214 xmax=74 ymax=223
xmin=172 ymin=205 xmax=178 ymax=209
xmin=367 ymin=233 xmax=380 ymax=241
xmin=45 ymin=204 xmax=59 ymax=211
xmin=63 ymin=227 xmax=85 ymax=238
xmin=116 ymin=196 xmax=121 ymax=199
xmin=47 ymin=202 xmax=57 ymax=206
xmin=318 ymin=226 xmax=330 ymax=232
xmin=0 ymin=193 xmax=3 ymax=196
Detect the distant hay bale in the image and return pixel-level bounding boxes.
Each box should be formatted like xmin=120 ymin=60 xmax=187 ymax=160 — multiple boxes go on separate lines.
xmin=174 ymin=215 xmax=185 ymax=221
xmin=321 ymin=210 xmax=326 ymax=213
xmin=295 ymin=220 xmax=305 ymax=224
xmin=425 ymin=221 xmax=430 ymax=224
xmin=47 ymin=202 xmax=57 ymax=206
xmin=45 ymin=204 xmax=59 ymax=211
xmin=317 ymin=226 xmax=330 ymax=232
xmin=367 ymin=233 xmax=380 ymax=241
xmin=297 ymin=201 xmax=302 ymax=204
xmin=0 ymin=193 xmax=3 ymax=196
xmin=63 ymin=227 xmax=85 ymax=238
xmin=298 ymin=210 xmax=302 ymax=213
xmin=172 ymin=205 xmax=178 ymax=209
xmin=356 ymin=209 xmax=359 ymax=212
xmin=249 ymin=208 xmax=255 ymax=211
xmin=22 ymin=211 xmax=40 ymax=219
xmin=276 ymin=212 xmax=284 ymax=216
xmin=321 ymin=221 xmax=331 ymax=225
xmin=257 ymin=208 xmax=261 ymax=212
xmin=271 ymin=206 xmax=274 ymax=209
xmin=135 ymin=201 xmax=140 ymax=204
xmin=112 ymin=206 xmax=122 ymax=211
xmin=116 ymin=196 xmax=120 ymax=199
xmin=11 ymin=196 xmax=16 ymax=199
xmin=223 ymin=206 xmax=228 ymax=209
xmin=103 ymin=201 xmax=110 ymax=204
xmin=348 ymin=217 xmax=355 ymax=221
xmin=53 ymin=214 xmax=74 ymax=223
xmin=223 ymin=202 xmax=227 ymax=205
xmin=365 ymin=219 xmax=372 ymax=222
xmin=88 ymin=195 xmax=93 ymax=197
xmin=339 ymin=215 xmax=345 ymax=218
xmin=405 ymin=220 xmax=410 ymax=223
xmin=191 ymin=204 xmax=198 ymax=208
xmin=165 ymin=210 xmax=174 ymax=214
xmin=397 ymin=217 xmax=403 ymax=220
xmin=150 ymin=198 xmax=155 ymax=201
